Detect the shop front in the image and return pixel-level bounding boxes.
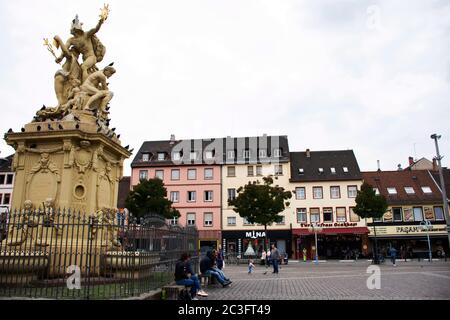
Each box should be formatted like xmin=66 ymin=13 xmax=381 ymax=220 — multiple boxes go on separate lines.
xmin=368 ymin=223 xmax=449 ymax=259
xmin=221 ymin=229 xmax=292 ymax=259
xmin=293 ymin=225 xmax=370 ymax=260
xmin=198 ymin=230 xmax=222 ymax=256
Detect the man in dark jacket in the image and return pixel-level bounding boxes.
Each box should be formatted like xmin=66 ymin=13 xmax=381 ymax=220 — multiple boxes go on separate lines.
xmin=200 ymin=251 xmax=231 ymax=287
xmin=175 ymin=253 xmax=208 ymax=298
xmin=270 ymin=244 xmax=280 ymax=274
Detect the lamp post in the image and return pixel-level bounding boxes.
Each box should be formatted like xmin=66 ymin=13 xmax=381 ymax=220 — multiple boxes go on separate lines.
xmin=420 ymin=220 xmax=432 ymax=262
xmin=308 ymin=223 xmax=323 ymax=264
xmin=431 ymin=134 xmax=450 ymax=251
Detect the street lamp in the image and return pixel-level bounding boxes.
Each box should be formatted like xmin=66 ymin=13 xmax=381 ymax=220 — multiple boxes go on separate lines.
xmin=431 ymin=134 xmax=450 ymax=251
xmin=308 ymin=222 xmax=323 ymax=264
xmin=420 ymin=220 xmax=432 ymax=263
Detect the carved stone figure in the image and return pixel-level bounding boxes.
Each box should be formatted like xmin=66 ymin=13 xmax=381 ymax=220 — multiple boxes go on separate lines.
xmin=6 ymin=200 xmax=37 ymax=247
xmin=27 ymin=153 xmax=61 ymax=183
xmin=90 ymin=207 xmax=121 ymax=249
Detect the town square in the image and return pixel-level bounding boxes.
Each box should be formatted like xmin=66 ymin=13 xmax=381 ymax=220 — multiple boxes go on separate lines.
xmin=0 ymin=0 xmax=449 ymax=306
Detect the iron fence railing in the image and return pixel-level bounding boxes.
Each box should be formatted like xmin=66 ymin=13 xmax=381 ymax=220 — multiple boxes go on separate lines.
xmin=0 ymin=209 xmax=198 ymax=299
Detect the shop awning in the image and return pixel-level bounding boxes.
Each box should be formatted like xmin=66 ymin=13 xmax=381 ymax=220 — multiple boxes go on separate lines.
xmin=293 ymin=227 xmax=369 ymax=236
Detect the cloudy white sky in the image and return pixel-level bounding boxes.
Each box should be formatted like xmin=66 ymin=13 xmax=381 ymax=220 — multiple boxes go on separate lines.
xmin=0 ymin=0 xmax=449 ymax=176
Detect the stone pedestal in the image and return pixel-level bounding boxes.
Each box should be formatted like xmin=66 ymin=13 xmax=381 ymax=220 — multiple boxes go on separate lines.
xmin=5 ymin=115 xmax=130 ymax=213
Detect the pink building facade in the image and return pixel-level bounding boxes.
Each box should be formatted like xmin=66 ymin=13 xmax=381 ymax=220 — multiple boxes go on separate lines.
xmin=130 ymin=138 xmax=222 ymax=251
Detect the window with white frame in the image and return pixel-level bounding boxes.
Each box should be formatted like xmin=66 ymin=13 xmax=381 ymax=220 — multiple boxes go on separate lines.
xmin=318 ymin=168 xmax=324 ymax=174
xmin=227 ymin=166 xmax=236 ymax=177
xmin=347 ymin=185 xmax=358 ymax=198
xmin=247 ymin=166 xmax=254 ymax=176
xmin=187 ymin=169 xmax=197 ymax=180
xmin=434 ymin=206 xmax=445 ymax=220
xmin=172 ymin=152 xmax=181 ymax=161
xmin=157 ymin=152 xmax=165 ymax=161
xmin=413 ymin=207 xmax=423 ymax=221
xmin=349 ymin=207 xmax=360 ymax=222
xmin=171 ymin=169 xmax=180 ymax=180
xmin=0 ymin=174 xmax=5 ymax=185
xmin=5 ymin=175 xmax=12 ymax=185
xmin=243 ymin=149 xmax=251 ymax=159
xmin=421 ymin=186 xmax=432 ymax=194
xmin=259 ymin=149 xmax=267 ymax=158
xmin=330 ymin=167 xmax=336 ymax=174
xmin=343 ymin=167 xmax=349 ymax=173
xmin=187 ymin=191 xmax=196 ymax=202
xmin=190 ymin=151 xmax=198 ymax=161
xmin=227 ymin=216 xmax=236 ymax=226
xmin=3 ymin=194 xmax=11 ymax=205
xmin=170 ymin=191 xmax=179 ymax=203
xmin=310 ymin=208 xmax=320 ymax=223
xmin=323 ymin=208 xmax=333 ymax=222
xmin=404 ymin=187 xmax=415 ymax=194
xmin=273 ymin=148 xmax=281 ymax=157
xmin=169 ymin=216 xmax=178 ymax=226
xmin=204 ymin=213 xmax=213 ymax=226
xmin=336 ymin=207 xmax=346 ymax=222
xmin=330 ymin=186 xmax=341 ymax=199
xmin=187 ymin=213 xmax=196 ymax=226
xmin=298 ymin=168 xmax=304 ymax=174
xmin=228 ymin=188 xmax=236 ymax=201
xmin=139 ymin=170 xmax=148 ymax=180
xmin=393 ymin=207 xmax=403 ymax=222
xmin=387 ymin=187 xmax=397 ymax=195
xmin=204 ymin=168 xmax=213 ymax=180
xmin=227 ymin=150 xmax=235 ymax=159
xmin=0 ymin=194 xmax=3 ymax=205
xmin=205 ymin=151 xmax=214 ymax=159
xmin=155 ymin=170 xmax=164 ymax=180
xmin=204 ymin=191 xmax=213 ymax=202
xmin=297 ymin=208 xmax=307 ymax=223
xmin=142 ymin=153 xmax=149 ymax=162
xmin=256 ymin=165 xmax=262 ymax=176
xmin=295 ymin=187 xmax=306 ymax=200
xmin=274 ymin=165 xmax=283 ymax=176
xmin=313 ymin=187 xmax=323 ymax=199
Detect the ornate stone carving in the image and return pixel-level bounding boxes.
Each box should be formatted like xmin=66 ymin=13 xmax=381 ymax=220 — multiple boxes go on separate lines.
xmin=26 ymin=152 xmax=61 ymax=183
xmin=90 ymin=207 xmax=121 ymax=250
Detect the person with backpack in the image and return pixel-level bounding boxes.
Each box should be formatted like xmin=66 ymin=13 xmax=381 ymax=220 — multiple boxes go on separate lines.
xmin=175 ymin=253 xmax=208 ymax=299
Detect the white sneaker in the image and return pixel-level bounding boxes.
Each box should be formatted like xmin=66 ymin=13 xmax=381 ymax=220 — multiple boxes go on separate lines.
xmin=192 ymin=297 xmax=199 ymax=300
xmin=198 ymin=290 xmax=208 ymax=297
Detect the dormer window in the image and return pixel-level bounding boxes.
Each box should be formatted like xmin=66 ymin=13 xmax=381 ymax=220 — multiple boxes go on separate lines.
xmin=273 ymin=148 xmax=282 ymax=157
xmin=243 ymin=149 xmax=251 ymax=159
xmin=421 ymin=186 xmax=432 ymax=194
xmin=190 ymin=151 xmax=198 ymax=160
xmin=172 ymin=152 xmax=181 ymax=161
xmin=142 ymin=153 xmax=149 ymax=162
xmin=205 ymin=151 xmax=214 ymax=159
xmin=343 ymin=167 xmax=349 ymax=173
xmin=330 ymin=167 xmax=336 ymax=174
xmin=387 ymin=187 xmax=397 ymax=195
xmin=298 ymin=168 xmax=304 ymax=174
xmin=157 ymin=152 xmax=165 ymax=161
xmin=227 ymin=150 xmax=235 ymax=159
xmin=373 ymin=188 xmax=380 ymax=195
xmin=259 ymin=149 xmax=267 ymax=158
xmin=318 ymin=168 xmax=324 ymax=173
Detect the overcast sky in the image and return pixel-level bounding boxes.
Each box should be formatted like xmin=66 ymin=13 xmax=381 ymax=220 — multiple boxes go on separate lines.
xmin=0 ymin=0 xmax=449 ymax=176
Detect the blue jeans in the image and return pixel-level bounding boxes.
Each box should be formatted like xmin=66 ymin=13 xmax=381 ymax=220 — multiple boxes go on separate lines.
xmin=212 ymin=267 xmax=230 ymax=281
xmin=205 ymin=269 xmax=226 ymax=284
xmin=272 ymin=259 xmax=279 ymax=273
xmin=176 ymin=274 xmax=201 ymax=297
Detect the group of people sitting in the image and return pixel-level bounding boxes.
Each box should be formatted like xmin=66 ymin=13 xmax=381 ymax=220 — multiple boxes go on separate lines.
xmin=174 ymin=249 xmax=232 ymax=300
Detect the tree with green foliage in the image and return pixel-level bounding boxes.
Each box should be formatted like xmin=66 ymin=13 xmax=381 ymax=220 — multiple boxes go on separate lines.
xmin=228 ymin=176 xmax=292 ymax=254
xmin=353 ymin=182 xmax=388 ymax=264
xmin=125 ymin=178 xmax=180 ymax=220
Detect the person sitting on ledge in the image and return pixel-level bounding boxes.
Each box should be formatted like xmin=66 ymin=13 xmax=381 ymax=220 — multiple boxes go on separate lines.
xmin=200 ymin=251 xmax=232 ymax=287
xmin=175 ymin=253 xmax=208 ymax=299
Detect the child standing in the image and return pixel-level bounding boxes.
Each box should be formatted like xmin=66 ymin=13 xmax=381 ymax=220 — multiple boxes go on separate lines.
xmin=248 ymin=259 xmax=255 ymax=274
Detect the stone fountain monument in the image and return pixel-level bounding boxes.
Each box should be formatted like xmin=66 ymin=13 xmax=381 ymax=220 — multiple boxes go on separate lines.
xmin=0 ymin=5 xmax=134 ymax=281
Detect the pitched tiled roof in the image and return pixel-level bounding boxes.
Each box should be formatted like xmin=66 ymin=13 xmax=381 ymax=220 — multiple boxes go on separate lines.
xmin=131 ymin=135 xmax=289 ymax=167
xmin=362 ymin=170 xmax=442 ymax=205
xmin=290 ymin=150 xmax=361 ymax=182
xmin=0 ymin=155 xmax=13 ymax=172
xmin=117 ymin=176 xmax=131 ymax=209
xmin=430 ymin=168 xmax=450 ymax=199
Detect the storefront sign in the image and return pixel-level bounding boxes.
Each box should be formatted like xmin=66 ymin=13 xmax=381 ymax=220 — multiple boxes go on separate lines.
xmin=245 ymin=231 xmax=266 ymax=239
xmin=369 ymin=224 xmax=447 ymax=236
xmin=298 ymin=222 xmax=358 ymax=228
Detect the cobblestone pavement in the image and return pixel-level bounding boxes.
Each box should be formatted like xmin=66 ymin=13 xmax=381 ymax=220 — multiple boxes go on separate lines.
xmin=200 ymin=260 xmax=450 ymax=300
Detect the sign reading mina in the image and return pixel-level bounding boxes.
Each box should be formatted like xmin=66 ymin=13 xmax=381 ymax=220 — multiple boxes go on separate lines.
xmin=246 ymin=231 xmax=266 ymax=239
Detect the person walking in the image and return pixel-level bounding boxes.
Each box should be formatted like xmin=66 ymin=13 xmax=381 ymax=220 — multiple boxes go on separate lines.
xmin=302 ymin=247 xmax=307 ymax=262
xmin=390 ymin=246 xmax=397 ymax=267
xmin=248 ymin=259 xmax=255 ymax=274
xmin=261 ymin=250 xmax=266 ymax=266
xmin=271 ymin=244 xmax=280 ymax=274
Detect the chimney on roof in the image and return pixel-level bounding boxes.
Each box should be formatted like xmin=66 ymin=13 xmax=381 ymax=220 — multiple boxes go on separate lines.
xmin=408 ymin=156 xmax=414 ymax=166
xmin=432 ymin=158 xmax=438 ymax=171
xmin=306 ymin=149 xmax=311 ymax=158
xmin=377 ymin=160 xmax=381 ymax=172
xmin=397 ymin=164 xmax=403 ymax=171
xmin=169 ymin=134 xmax=176 ymax=145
